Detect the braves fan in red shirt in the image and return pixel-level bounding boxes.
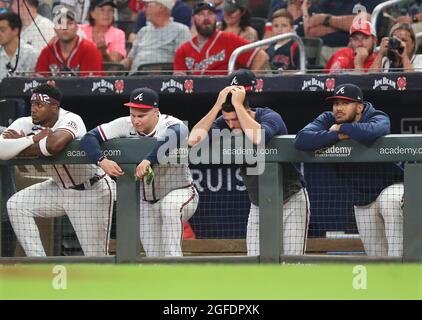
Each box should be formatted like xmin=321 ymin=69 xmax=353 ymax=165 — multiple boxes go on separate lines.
xmin=325 ymin=19 xmax=377 ymax=74
xmin=173 ymin=1 xmax=268 ymax=75
xmin=35 ymin=5 xmax=104 ymax=77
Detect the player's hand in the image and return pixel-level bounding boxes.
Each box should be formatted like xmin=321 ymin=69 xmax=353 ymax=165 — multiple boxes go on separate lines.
xmin=32 ymin=128 xmax=53 ymax=143
xmin=230 ymin=86 xmax=246 ymax=108
xmin=99 ymin=159 xmax=124 ymax=177
xmin=2 ymin=129 xmax=25 ymax=139
xmin=329 ymin=124 xmax=341 ymax=132
xmin=135 ymin=159 xmax=151 ymax=179
xmin=214 ymin=86 xmax=235 ymax=110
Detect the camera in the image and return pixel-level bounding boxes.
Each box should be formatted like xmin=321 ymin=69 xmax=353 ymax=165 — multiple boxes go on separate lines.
xmin=388 ymin=37 xmax=404 ymax=54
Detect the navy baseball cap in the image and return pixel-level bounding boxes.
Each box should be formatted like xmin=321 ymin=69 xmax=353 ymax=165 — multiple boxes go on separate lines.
xmin=193 ymin=1 xmax=217 ymax=15
xmin=124 ymin=88 xmax=159 ymax=109
xmin=326 ymin=84 xmax=363 ymax=103
xmin=90 ymin=0 xmax=117 ymax=9
xmin=228 ymin=69 xmax=256 ymax=91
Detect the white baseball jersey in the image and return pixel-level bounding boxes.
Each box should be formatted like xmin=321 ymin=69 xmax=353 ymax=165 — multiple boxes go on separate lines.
xmin=7 ymin=108 xmax=104 ymax=188
xmin=98 ymin=113 xmax=193 ymax=201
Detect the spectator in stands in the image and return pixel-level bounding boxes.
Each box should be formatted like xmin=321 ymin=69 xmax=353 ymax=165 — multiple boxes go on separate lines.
xmin=79 ymin=0 xmax=127 ymax=62
xmin=10 ymin=0 xmax=55 ymax=54
xmin=295 ymin=83 xmax=404 ymax=257
xmin=325 ymin=19 xmax=377 ymax=74
xmin=219 ymin=0 xmax=258 ymax=42
xmin=174 ymin=1 xmax=268 ymax=75
xmin=53 ymin=0 xmax=90 ymax=23
xmin=35 ymin=6 xmax=104 ymax=76
xmin=128 ymin=0 xmax=192 ymax=43
xmin=387 ymin=0 xmax=422 ymax=33
xmin=371 ymin=23 xmax=422 ymax=72
xmin=122 ymin=0 xmax=190 ymax=75
xmin=265 ymin=9 xmax=299 ymax=72
xmin=0 ymin=12 xmax=37 ymax=82
xmin=0 ymin=0 xmax=10 ymax=14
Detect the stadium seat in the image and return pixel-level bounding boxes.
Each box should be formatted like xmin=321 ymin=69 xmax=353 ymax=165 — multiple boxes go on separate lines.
xmin=250 ymin=17 xmax=267 ymax=40
xmin=114 ymin=20 xmax=135 ymax=40
xmin=302 ymin=37 xmax=324 ymax=70
xmin=135 ymin=63 xmax=174 ymax=75
xmin=103 ymin=62 xmax=128 ymax=76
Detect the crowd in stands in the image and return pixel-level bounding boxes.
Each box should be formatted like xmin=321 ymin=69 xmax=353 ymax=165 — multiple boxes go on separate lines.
xmin=1 ymin=0 xmax=422 ymax=81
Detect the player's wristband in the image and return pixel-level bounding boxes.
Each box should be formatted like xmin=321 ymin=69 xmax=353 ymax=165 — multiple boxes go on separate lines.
xmin=39 ymin=136 xmax=53 ymax=156
xmin=97 ymin=155 xmax=108 ymax=166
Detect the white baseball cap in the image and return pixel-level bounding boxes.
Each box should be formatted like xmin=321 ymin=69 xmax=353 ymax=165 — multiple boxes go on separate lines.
xmin=143 ymin=0 xmax=175 ymax=11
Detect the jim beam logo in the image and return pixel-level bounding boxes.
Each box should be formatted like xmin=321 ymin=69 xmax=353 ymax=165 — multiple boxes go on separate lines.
xmin=161 ymin=79 xmax=184 ymax=93
xmin=301 ymin=78 xmax=325 ymax=91
xmin=92 ymin=79 xmax=115 ymax=93
xmin=325 ymin=78 xmax=336 ymax=92
xmin=372 ymin=77 xmax=397 ymax=91
xmin=114 ymin=80 xmax=124 ymax=94
xmin=23 ymin=80 xmax=41 ymax=93
xmin=184 ymin=79 xmax=194 ymax=93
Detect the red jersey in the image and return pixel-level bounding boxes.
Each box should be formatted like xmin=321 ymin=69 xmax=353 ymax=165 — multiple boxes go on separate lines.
xmin=35 ymin=36 xmax=104 ymax=77
xmin=325 ymin=47 xmax=376 ymax=74
xmin=174 ymin=31 xmax=259 ymax=75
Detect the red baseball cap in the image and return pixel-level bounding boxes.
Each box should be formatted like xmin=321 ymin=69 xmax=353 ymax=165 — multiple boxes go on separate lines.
xmin=350 ymin=20 xmax=375 ymax=37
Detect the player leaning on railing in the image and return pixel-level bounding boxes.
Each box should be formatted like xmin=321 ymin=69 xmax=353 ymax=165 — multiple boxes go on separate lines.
xmin=295 ymin=83 xmax=404 ymax=257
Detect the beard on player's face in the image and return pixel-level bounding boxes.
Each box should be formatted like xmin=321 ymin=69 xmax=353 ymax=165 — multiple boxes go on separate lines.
xmin=195 ymin=20 xmax=217 ymax=37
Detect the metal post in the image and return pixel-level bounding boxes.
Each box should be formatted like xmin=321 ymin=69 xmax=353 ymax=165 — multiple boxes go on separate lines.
xmin=116 ymin=164 xmax=140 ymax=263
xmin=403 ymin=163 xmax=422 ymax=262
xmin=0 ymin=167 xmax=3 ymax=257
xmin=258 ymin=162 xmax=283 ymax=263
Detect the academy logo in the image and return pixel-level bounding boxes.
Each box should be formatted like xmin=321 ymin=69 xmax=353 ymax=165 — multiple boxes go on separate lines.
xmin=301 ymin=77 xmax=325 ymax=91
xmin=23 ymin=80 xmax=41 ymax=93
xmin=160 ymin=79 xmax=184 ymax=93
xmin=372 ymin=77 xmax=396 ymax=91
xmin=91 ymin=79 xmax=115 ymax=93
xmin=315 ymin=146 xmax=352 ymax=157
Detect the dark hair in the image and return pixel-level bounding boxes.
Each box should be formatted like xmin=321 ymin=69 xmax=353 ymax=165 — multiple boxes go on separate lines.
xmin=33 ymin=84 xmax=63 ymax=104
xmin=221 ymin=8 xmax=252 ymax=32
xmin=0 ymin=12 xmax=22 ymax=31
xmin=271 ymin=8 xmax=294 ymax=25
xmin=221 ymin=93 xmax=250 ymax=112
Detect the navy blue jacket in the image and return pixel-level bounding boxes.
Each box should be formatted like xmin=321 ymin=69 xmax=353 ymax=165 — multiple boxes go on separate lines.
xmin=295 ymin=102 xmax=403 ymax=206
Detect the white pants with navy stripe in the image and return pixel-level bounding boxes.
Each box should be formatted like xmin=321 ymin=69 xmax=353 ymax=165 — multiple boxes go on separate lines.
xmin=354 ymin=183 xmax=403 ymax=257
xmin=246 ymin=188 xmax=310 ymax=256
xmin=7 ymin=177 xmax=115 ymax=257
xmin=140 ymin=186 xmax=198 ymax=257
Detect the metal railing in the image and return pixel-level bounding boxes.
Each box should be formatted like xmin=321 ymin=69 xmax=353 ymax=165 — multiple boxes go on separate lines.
xmin=371 ymin=0 xmax=411 ymax=37
xmin=1 ymin=135 xmax=422 ymax=263
xmin=227 ymin=32 xmax=306 ymax=75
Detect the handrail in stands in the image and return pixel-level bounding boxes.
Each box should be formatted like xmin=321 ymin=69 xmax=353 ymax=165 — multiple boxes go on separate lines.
xmin=227 ymin=32 xmax=306 ymax=75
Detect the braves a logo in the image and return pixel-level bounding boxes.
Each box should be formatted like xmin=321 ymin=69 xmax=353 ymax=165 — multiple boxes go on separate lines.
xmin=134 ymin=93 xmax=143 ymax=101
xmin=336 ymin=87 xmax=345 ymax=95
xmin=231 ymin=76 xmax=238 ymax=85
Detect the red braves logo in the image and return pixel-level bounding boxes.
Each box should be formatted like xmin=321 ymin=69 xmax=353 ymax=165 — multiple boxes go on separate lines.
xmin=255 ymin=79 xmax=264 ymax=92
xmin=326 ymin=78 xmax=336 ymax=92
xmin=114 ymin=80 xmax=124 ymax=94
xmin=397 ymin=77 xmax=407 ymax=91
xmin=184 ymin=79 xmax=194 ymax=93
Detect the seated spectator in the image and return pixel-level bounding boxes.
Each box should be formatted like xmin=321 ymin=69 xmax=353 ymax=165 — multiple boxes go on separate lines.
xmin=265 ymin=9 xmax=299 ymax=71
xmin=0 ymin=12 xmax=37 ymax=82
xmin=36 ymin=6 xmax=104 ymax=76
xmin=10 ymin=0 xmax=55 ymax=54
xmin=128 ymin=0 xmax=192 ymax=43
xmin=122 ymin=0 xmax=191 ymax=75
xmin=53 ymin=0 xmax=90 ymax=23
xmin=325 ymin=19 xmax=377 ymax=74
xmin=174 ymin=1 xmax=268 ymax=75
xmin=388 ymin=0 xmax=422 ymax=33
xmin=219 ymin=0 xmax=258 ymax=42
xmin=79 ymin=0 xmax=127 ymax=62
xmin=371 ymin=23 xmax=422 ymax=72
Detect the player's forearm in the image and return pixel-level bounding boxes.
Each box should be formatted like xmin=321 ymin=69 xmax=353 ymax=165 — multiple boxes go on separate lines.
xmin=250 ymin=50 xmax=269 ymax=72
xmin=80 ymin=129 xmax=104 ymax=163
xmin=0 ymin=136 xmax=35 ymax=160
xmin=234 ymin=104 xmax=262 ymax=145
xmin=189 ymin=107 xmax=221 ymax=147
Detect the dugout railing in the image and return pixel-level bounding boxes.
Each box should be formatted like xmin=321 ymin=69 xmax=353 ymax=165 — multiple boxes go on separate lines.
xmin=0 ymin=135 xmax=422 ymax=264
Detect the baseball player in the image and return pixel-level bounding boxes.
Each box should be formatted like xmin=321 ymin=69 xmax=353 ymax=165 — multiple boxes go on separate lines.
xmin=295 ymin=83 xmax=403 ymax=257
xmin=188 ymin=69 xmax=309 ymax=256
xmin=80 ymin=87 xmax=198 ymax=257
xmin=1 ymin=83 xmax=115 ymax=257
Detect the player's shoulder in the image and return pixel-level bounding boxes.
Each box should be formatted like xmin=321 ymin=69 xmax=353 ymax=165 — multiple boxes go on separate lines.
xmin=59 ymin=108 xmax=84 ymax=122
xmin=160 ymin=114 xmax=184 ymax=127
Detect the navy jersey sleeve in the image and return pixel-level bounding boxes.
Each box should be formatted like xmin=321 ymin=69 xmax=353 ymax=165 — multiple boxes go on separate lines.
xmin=259 ymin=109 xmax=287 ymax=144
xmin=80 ymin=128 xmax=104 ymax=163
xmin=339 ymin=112 xmax=390 ymax=143
xmin=145 ymin=123 xmax=187 ymax=163
xmin=295 ymin=112 xmax=339 ymax=151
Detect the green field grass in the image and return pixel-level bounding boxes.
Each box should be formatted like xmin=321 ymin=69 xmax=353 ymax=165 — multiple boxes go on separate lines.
xmin=1 ymin=264 xmax=421 ymax=300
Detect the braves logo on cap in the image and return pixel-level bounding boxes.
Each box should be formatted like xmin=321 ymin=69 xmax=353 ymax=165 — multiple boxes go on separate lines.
xmin=134 ymin=93 xmax=143 ymax=101
xmin=231 ymin=77 xmax=239 ymax=85
xmin=336 ymin=87 xmax=345 ymax=95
